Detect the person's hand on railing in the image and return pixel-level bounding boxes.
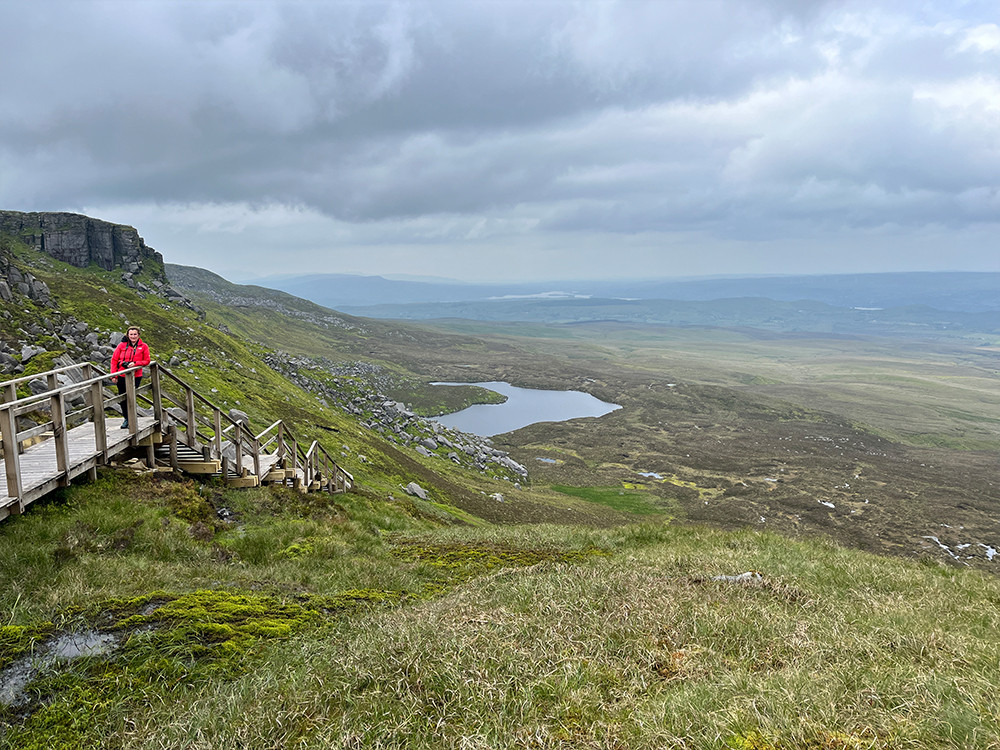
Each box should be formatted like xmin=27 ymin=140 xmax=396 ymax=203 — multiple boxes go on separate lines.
xmin=110 ymin=363 xmax=134 ymax=381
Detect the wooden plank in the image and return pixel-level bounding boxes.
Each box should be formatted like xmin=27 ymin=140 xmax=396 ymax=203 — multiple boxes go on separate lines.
xmin=0 ymin=417 xmax=157 ymax=498
xmin=225 ymin=475 xmax=259 ymax=488
xmin=175 ymin=460 xmax=222 ymax=474
xmin=239 ymin=452 xmax=281 ymax=476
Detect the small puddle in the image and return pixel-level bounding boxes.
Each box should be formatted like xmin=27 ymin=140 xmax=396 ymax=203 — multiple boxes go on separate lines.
xmin=0 ymin=630 xmax=120 ymax=707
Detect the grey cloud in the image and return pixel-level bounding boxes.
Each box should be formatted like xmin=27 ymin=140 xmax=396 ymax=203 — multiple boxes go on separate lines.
xmin=0 ymin=0 xmax=998 ymax=281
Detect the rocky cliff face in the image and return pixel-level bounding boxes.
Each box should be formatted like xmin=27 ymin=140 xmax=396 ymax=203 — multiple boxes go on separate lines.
xmin=0 ymin=210 xmax=163 ymax=274
xmin=0 ymin=210 xmax=197 ymax=376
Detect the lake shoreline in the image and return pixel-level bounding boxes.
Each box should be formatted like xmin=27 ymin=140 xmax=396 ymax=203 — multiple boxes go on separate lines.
xmin=431 ymin=381 xmax=621 ymax=437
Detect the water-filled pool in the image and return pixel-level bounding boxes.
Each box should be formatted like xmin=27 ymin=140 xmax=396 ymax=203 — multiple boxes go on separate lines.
xmin=432 ymin=381 xmax=621 ymax=437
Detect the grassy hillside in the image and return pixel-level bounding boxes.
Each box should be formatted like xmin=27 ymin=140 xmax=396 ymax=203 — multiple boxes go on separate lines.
xmin=3 ymin=241 xmax=615 ymax=526
xmin=3 ymin=240 xmax=1000 ymax=748
xmin=2 ymin=473 xmax=999 ymax=749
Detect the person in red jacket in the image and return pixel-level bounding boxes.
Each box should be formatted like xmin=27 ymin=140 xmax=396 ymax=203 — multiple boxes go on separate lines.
xmin=110 ymin=325 xmax=151 ymax=429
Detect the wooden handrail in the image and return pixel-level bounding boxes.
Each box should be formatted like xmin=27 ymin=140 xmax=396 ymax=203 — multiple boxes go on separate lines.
xmin=255 ymin=420 xmax=282 ymax=442
xmin=0 ymin=364 xmax=145 ymax=413
xmin=2 ymin=359 xmax=353 ymax=515
xmin=0 ymin=362 xmax=99 ymax=391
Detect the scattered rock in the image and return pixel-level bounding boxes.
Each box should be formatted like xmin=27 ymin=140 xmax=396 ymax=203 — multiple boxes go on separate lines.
xmin=20 ymin=344 xmax=46 ymax=363
xmin=404 ymin=482 xmax=429 ymax=500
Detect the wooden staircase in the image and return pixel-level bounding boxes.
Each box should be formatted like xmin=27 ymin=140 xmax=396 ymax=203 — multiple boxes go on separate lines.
xmin=1 ymin=361 xmax=353 ymax=521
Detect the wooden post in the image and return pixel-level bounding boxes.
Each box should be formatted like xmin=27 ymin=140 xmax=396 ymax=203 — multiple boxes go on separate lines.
xmin=91 ymin=377 xmax=108 ymax=460
xmin=277 ymin=422 xmax=285 ymax=463
xmin=169 ymin=425 xmax=178 ymax=471
xmin=81 ymin=363 xmax=94 ymax=410
xmin=50 ymin=389 xmax=69 ymax=485
xmin=150 ymin=363 xmax=163 ymax=424
xmin=1 ymin=382 xmax=14 ymax=405
xmin=125 ymin=372 xmax=137 ymax=438
xmin=185 ymin=387 xmax=196 ymax=448
xmin=234 ymin=422 xmax=245 ymax=476
xmin=0 ymin=406 xmax=23 ymax=502
xmin=252 ymin=437 xmax=261 ymax=479
xmin=213 ymin=409 xmax=222 ymax=459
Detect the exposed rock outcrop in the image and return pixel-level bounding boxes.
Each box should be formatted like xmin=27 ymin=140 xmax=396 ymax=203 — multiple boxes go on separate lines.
xmin=263 ymin=350 xmax=528 ymax=482
xmin=0 ymin=210 xmax=163 ymax=274
xmin=0 ymin=247 xmax=51 ymax=306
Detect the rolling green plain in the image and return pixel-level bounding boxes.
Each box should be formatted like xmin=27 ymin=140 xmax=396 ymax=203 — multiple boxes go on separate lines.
xmin=2 ymin=241 xmax=1000 ymax=748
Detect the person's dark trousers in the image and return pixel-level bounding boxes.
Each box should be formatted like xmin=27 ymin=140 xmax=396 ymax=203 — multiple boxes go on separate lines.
xmin=116 ymin=375 xmax=142 ymax=427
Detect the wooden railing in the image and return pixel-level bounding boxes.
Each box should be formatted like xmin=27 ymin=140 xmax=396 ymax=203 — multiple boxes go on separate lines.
xmin=1 ymin=360 xmax=352 ymax=519
xmin=266 ymin=420 xmax=353 ymax=493
xmin=1 ymin=362 xmax=157 ymax=515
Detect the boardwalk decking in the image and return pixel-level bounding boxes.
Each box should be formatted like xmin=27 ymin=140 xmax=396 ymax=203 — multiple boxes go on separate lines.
xmin=0 ymin=417 xmax=157 ymax=517
xmin=1 ymin=362 xmax=352 ymax=522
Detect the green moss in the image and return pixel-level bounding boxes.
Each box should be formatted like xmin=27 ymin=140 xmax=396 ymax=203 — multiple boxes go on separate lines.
xmin=0 ymin=622 xmax=54 ymax=669
xmin=322 ymin=588 xmax=407 ymax=608
xmin=161 ymin=482 xmax=215 ymax=524
xmin=278 ymin=539 xmax=316 ymax=559
xmin=726 ymin=730 xmax=780 ymax=750
xmin=2 ymin=586 xmax=409 ymax=747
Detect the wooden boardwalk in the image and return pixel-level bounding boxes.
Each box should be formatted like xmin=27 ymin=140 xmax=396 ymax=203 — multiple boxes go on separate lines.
xmin=0 ymin=417 xmax=157 ymax=515
xmin=1 ymin=362 xmax=352 ymax=522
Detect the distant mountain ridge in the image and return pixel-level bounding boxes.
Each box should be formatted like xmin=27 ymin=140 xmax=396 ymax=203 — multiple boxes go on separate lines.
xmin=251 ymin=271 xmax=1000 ymax=314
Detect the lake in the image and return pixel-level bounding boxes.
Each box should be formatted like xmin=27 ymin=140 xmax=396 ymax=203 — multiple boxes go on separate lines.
xmin=431 ymin=381 xmax=621 ymax=437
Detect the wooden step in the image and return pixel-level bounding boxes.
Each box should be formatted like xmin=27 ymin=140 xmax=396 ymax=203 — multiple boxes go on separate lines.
xmin=176 ymin=460 xmax=222 ymax=474
xmin=226 ymin=474 xmax=260 ymax=488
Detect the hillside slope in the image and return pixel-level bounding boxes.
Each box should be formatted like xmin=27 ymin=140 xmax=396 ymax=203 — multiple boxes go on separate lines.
xmin=167 ymin=261 xmax=1000 ymax=572
xmin=0 ymin=225 xmax=622 ymax=527
xmin=3 ymin=214 xmax=1000 ymax=748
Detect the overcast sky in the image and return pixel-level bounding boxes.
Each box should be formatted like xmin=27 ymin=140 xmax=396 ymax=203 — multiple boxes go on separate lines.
xmin=2 ymin=0 xmax=998 ymax=283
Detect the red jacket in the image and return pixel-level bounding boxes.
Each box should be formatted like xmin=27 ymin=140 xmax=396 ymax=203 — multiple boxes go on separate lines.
xmin=111 ymin=337 xmax=151 ymax=378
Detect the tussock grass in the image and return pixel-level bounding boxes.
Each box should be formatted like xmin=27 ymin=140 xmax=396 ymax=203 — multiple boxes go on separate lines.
xmin=47 ymin=524 xmax=997 ymax=750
